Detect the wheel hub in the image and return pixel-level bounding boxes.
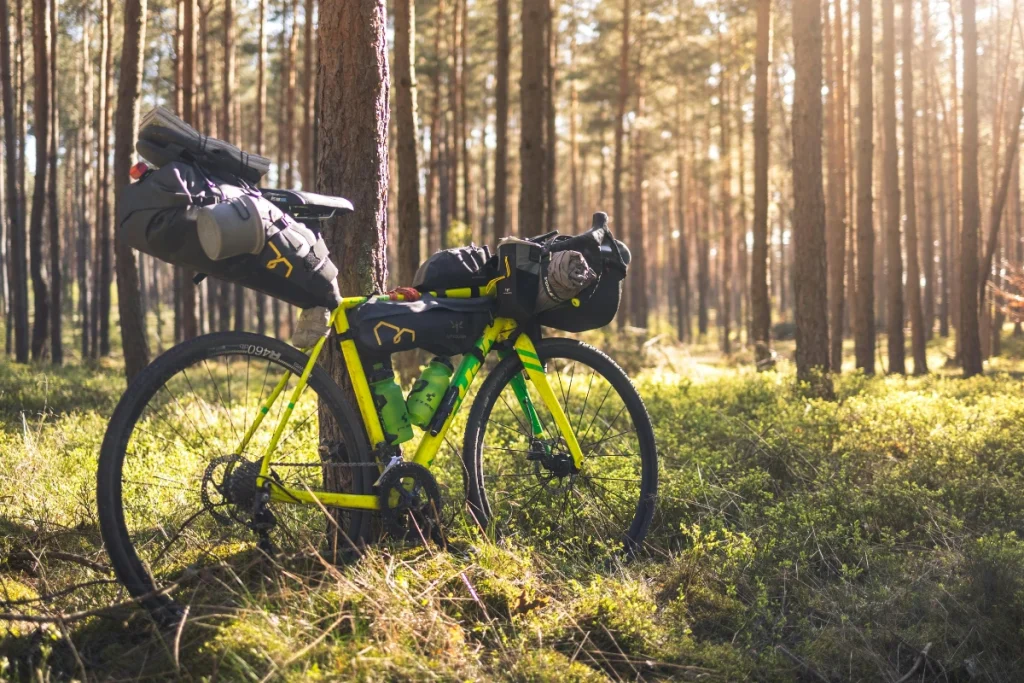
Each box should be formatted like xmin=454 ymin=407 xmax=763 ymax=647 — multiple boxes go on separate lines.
xmin=526 ymin=439 xmax=577 ymax=478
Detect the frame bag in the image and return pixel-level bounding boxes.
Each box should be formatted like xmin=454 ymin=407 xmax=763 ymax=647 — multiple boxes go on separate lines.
xmin=118 ymin=161 xmax=342 ymax=310
xmin=348 ymin=296 xmax=496 ymax=358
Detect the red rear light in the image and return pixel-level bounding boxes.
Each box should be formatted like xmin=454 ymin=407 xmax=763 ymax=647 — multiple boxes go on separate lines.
xmin=130 ymin=162 xmax=149 ymax=180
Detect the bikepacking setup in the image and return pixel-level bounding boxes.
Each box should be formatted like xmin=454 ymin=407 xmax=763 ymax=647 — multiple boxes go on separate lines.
xmin=99 ymin=107 xmax=658 ymax=620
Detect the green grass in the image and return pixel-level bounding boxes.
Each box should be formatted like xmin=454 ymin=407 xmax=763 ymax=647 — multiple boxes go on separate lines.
xmin=3 ymin=333 xmax=1024 ymax=681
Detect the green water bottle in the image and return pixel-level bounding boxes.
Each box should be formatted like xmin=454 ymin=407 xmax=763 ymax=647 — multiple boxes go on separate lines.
xmin=406 ymin=357 xmax=454 ymax=428
xmin=369 ymin=362 xmax=413 ymax=445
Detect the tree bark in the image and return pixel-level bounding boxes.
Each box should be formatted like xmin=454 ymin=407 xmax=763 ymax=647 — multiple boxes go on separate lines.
xmin=881 ymin=0 xmax=905 ymax=374
xmin=1 ymin=0 xmax=27 ymax=362
xmin=752 ymin=0 xmax=772 ymax=364
xmin=115 ymin=0 xmax=151 ymax=381
xmin=519 ymin=0 xmax=546 ymax=235
xmin=494 ymin=0 xmax=509 ymax=240
xmin=316 ymin=0 xmax=389 ymax=463
xmin=29 ymin=0 xmax=51 ymax=360
xmin=544 ymin=0 xmax=557 ymax=235
xmin=47 ymin=0 xmax=60 ymax=364
xmin=792 ymin=0 xmax=833 ymax=391
xmin=180 ymin=0 xmax=199 ymax=339
xmin=718 ymin=29 xmax=732 ymax=353
xmin=826 ymin=0 xmax=848 ymax=372
xmin=612 ymin=0 xmax=630 ymax=307
xmin=853 ymin=0 xmax=875 ymax=372
xmin=254 ymin=0 xmax=267 ymax=335
xmin=95 ymin=0 xmax=114 ymax=356
xmin=460 ymin=0 xmax=472 ymax=230
xmin=301 ymin=0 xmax=315 ymax=187
xmin=395 ymin=0 xmax=421 ymax=284
xmin=902 ymin=0 xmax=927 ymax=373
xmin=960 ymin=0 xmax=983 ymax=376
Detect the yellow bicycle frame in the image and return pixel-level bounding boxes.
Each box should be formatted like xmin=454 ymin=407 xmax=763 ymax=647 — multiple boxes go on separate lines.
xmin=243 ymin=290 xmax=585 ymax=513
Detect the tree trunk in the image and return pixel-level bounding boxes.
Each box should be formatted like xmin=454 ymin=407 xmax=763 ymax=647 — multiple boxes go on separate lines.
xmin=718 ymin=30 xmax=732 ymax=353
xmin=95 ymin=0 xmax=114 ymax=356
xmin=395 ymin=0 xmax=421 ymax=285
xmin=316 ymin=0 xmax=389 ymax=457
xmin=948 ymin=0 xmax=962 ymax=357
xmin=612 ymin=0 xmax=629 ymax=313
xmin=0 ymin=0 xmax=27 ymax=362
xmin=752 ymin=0 xmax=772 ymax=364
xmin=47 ymin=0 xmax=60 ymax=364
xmin=80 ymin=18 xmax=93 ymax=358
xmin=675 ymin=93 xmax=691 ymax=343
xmin=285 ymin=0 xmax=299 ymax=188
xmin=447 ymin=0 xmax=460 ymax=229
xmin=29 ymin=0 xmax=50 ymax=360
xmin=115 ymin=0 xmax=151 ymax=381
xmin=826 ymin=0 xmax=848 ymax=372
xmin=960 ymin=0 xmax=983 ymax=376
xmin=180 ymin=0 xmax=199 ymax=339
xmin=494 ymin=0 xmax=509 ymax=240
xmin=881 ymin=0 xmax=905 ymax=374
xmin=301 ymin=0 xmax=315 ymax=187
xmin=544 ymin=0 xmax=556 ymax=235
xmin=255 ymin=0 xmax=267 ymax=334
xmin=902 ymin=0 xmax=927 ymax=373
xmin=519 ymin=0 xmax=546 ymax=235
xmin=853 ymin=0 xmax=874 ymax=372
xmin=569 ymin=9 xmax=579 ymax=233
xmin=460 ymin=0 xmax=471 ymax=230
xmin=792 ymin=0 xmax=832 ymax=391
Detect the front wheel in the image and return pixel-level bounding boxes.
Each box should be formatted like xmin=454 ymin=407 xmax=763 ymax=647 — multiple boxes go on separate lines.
xmin=463 ymin=338 xmax=658 ymax=556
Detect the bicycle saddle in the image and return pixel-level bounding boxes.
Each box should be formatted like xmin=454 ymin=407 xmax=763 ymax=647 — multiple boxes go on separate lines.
xmin=260 ymin=188 xmax=355 ymax=221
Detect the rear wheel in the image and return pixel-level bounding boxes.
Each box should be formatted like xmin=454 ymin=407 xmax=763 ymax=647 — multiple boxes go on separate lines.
xmin=463 ymin=338 xmax=658 ymax=556
xmin=97 ymin=332 xmax=375 ymax=619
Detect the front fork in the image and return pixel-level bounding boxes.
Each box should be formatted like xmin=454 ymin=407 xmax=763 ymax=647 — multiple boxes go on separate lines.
xmin=509 ymin=335 xmax=586 ymax=471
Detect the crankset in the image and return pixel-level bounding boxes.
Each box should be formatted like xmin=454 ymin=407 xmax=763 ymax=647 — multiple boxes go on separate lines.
xmin=376 ymin=462 xmax=445 ymax=545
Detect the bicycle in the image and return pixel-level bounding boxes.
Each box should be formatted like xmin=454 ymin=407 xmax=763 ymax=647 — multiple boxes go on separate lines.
xmin=97 ymin=219 xmax=659 ymax=619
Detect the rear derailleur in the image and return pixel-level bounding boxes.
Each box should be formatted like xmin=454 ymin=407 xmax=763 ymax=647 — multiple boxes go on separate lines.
xmin=201 ymin=454 xmax=278 ymax=554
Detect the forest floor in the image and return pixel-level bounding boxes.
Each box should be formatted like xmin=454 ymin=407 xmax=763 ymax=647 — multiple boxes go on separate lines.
xmin=3 ymin=330 xmax=1024 ymax=681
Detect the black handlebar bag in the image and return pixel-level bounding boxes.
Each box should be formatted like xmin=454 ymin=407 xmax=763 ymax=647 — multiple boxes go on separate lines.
xmin=118 ymin=161 xmax=342 ymax=310
xmin=495 ymin=217 xmax=630 ymax=332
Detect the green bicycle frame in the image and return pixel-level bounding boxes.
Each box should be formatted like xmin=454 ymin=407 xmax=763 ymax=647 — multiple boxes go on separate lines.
xmin=242 ymin=291 xmax=586 ymax=513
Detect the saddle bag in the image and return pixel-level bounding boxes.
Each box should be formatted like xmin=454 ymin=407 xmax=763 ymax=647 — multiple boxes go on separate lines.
xmin=117 ymin=161 xmax=342 ymax=310
xmin=348 ymin=296 xmax=497 ymax=358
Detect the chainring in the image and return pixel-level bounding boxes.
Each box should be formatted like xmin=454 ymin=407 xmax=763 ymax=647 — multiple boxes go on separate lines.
xmin=377 ymin=462 xmax=445 ymax=544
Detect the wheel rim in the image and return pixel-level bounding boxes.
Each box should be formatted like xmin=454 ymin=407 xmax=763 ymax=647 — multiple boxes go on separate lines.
xmin=113 ymin=347 xmax=364 ymax=604
xmin=475 ymin=350 xmax=651 ymax=555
